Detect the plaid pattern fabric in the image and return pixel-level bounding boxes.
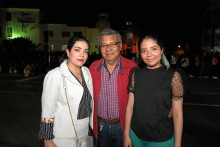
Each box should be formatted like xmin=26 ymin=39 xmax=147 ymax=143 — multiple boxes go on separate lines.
xmin=97 ymin=61 xmax=120 ymax=120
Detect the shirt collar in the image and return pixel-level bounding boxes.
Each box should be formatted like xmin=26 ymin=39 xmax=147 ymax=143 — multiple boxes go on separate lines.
xmin=97 ymin=56 xmax=124 ymax=75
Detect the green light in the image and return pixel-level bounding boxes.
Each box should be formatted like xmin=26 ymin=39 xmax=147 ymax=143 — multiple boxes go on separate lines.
xmin=6 ymin=32 xmax=22 ymax=39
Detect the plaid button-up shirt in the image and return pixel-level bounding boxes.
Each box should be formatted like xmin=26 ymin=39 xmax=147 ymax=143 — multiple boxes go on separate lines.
xmin=97 ymin=58 xmax=121 ymax=120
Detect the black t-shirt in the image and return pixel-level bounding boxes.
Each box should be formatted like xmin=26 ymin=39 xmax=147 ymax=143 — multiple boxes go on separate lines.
xmin=128 ymin=65 xmax=183 ymax=142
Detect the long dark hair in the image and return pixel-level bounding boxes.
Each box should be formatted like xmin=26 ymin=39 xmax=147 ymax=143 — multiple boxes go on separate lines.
xmin=138 ymin=33 xmax=165 ymax=53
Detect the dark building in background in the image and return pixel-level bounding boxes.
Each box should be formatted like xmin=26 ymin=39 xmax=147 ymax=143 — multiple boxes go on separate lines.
xmin=202 ymin=0 xmax=220 ymax=52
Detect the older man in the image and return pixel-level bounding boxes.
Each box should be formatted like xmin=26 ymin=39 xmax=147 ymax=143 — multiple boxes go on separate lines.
xmin=89 ymin=28 xmax=139 ymax=147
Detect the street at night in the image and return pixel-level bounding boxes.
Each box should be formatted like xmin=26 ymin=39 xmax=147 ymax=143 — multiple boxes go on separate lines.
xmin=0 ymin=73 xmax=220 ymax=147
xmin=0 ymin=0 xmax=220 ymax=146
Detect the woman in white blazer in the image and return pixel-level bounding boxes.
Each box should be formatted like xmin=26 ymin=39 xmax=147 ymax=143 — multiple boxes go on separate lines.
xmin=39 ymin=36 xmax=94 ymax=147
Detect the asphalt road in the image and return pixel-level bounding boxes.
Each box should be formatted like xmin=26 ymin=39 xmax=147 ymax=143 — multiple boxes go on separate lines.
xmin=0 ymin=73 xmax=219 ymax=147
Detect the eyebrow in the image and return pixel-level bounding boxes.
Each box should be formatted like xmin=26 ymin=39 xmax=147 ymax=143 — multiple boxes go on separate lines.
xmin=74 ymin=46 xmax=89 ymax=51
xmin=73 ymin=46 xmax=81 ymax=49
xmin=151 ymin=45 xmax=159 ymax=48
xmin=141 ymin=46 xmax=159 ymax=50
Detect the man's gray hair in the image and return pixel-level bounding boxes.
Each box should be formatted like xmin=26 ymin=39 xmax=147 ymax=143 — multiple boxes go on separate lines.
xmin=98 ymin=28 xmax=122 ymax=46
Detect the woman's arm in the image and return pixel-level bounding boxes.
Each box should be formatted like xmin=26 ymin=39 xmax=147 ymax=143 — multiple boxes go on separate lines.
xmin=39 ymin=70 xmax=59 ymax=147
xmin=171 ymin=71 xmax=184 ymax=147
xmin=124 ymin=92 xmax=134 ymax=147
xmin=172 ymin=97 xmax=183 ymax=147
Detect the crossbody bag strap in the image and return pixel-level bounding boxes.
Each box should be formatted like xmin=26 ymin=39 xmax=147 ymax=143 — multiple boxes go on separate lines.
xmin=62 ymin=75 xmax=82 ymax=146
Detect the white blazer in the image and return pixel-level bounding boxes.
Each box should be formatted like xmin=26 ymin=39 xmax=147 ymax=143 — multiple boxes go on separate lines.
xmin=41 ymin=59 xmax=94 ymax=138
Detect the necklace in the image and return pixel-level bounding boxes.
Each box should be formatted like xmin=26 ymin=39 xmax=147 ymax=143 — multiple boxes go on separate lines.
xmin=69 ymin=69 xmax=82 ymax=77
xmin=74 ymin=71 xmax=82 ymax=77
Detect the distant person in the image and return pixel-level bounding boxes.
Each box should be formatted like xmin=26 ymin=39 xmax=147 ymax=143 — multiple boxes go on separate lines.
xmin=9 ymin=66 xmax=13 ymax=74
xmin=89 ymin=28 xmax=139 ymax=147
xmin=14 ymin=63 xmax=19 ymax=74
xmin=193 ymin=52 xmax=200 ymax=77
xmin=24 ymin=64 xmax=30 ymax=77
xmin=180 ymin=54 xmax=190 ymax=75
xmin=198 ymin=50 xmax=208 ymax=78
xmin=170 ymin=54 xmax=178 ymax=69
xmin=211 ymin=53 xmax=218 ymax=79
xmin=124 ymin=34 xmax=184 ymax=147
xmin=30 ymin=63 xmax=36 ymax=76
xmin=38 ymin=36 xmax=94 ymax=147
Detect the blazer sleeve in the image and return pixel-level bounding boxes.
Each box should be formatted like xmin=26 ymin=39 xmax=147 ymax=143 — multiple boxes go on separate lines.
xmin=41 ymin=69 xmax=60 ymax=118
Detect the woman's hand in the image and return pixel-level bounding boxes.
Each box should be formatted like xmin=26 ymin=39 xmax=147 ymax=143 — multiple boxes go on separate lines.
xmin=124 ymin=135 xmax=132 ymax=147
xmin=44 ymin=140 xmax=56 ymax=147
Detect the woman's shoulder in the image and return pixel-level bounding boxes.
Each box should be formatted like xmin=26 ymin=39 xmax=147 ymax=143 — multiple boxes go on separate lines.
xmin=131 ymin=67 xmax=144 ymax=75
xmin=171 ymin=67 xmax=189 ymax=97
xmin=82 ymin=66 xmax=89 ymax=71
xmin=129 ymin=67 xmax=143 ymax=78
xmin=43 ymin=67 xmax=62 ymax=83
xmin=170 ymin=67 xmax=186 ymax=78
xmin=82 ymin=66 xmax=92 ymax=76
xmin=46 ymin=67 xmax=60 ymax=76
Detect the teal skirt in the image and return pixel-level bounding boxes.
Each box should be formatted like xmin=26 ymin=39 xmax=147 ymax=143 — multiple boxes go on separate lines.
xmin=130 ymin=129 xmax=174 ymax=147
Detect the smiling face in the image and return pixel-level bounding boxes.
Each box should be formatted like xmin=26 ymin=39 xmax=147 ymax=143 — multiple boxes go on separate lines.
xmin=100 ymin=34 xmax=122 ymax=64
xmin=140 ymin=38 xmax=163 ymax=69
xmin=66 ymin=40 xmax=89 ymax=68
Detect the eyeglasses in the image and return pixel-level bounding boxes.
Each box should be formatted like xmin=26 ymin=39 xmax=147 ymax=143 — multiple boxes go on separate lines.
xmin=100 ymin=41 xmax=120 ymax=49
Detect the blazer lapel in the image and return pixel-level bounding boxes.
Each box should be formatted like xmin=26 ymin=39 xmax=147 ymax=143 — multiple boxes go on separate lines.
xmin=59 ymin=60 xmax=81 ymax=86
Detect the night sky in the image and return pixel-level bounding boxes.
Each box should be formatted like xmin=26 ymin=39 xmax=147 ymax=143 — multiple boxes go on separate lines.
xmin=0 ymin=0 xmax=212 ymax=52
